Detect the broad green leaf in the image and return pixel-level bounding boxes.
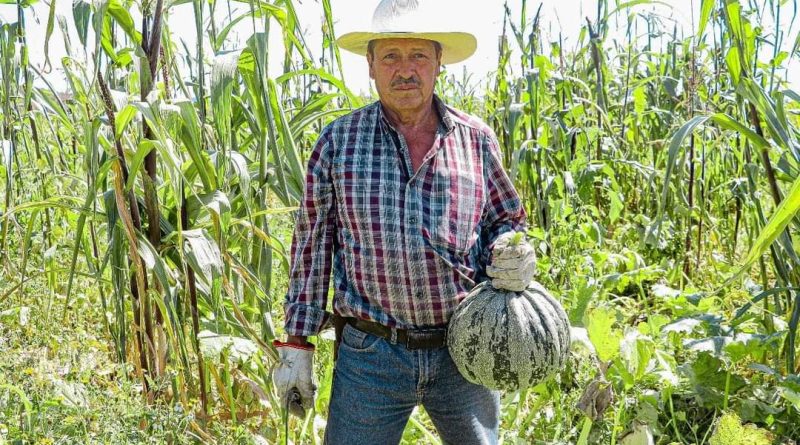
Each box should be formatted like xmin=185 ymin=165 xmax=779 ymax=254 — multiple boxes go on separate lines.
xmin=738 ymin=78 xmax=793 ymax=151
xmin=183 ymin=229 xmax=222 ymax=285
xmin=198 ymin=330 xmax=258 ymax=364
xmin=657 ymin=115 xmax=709 ymax=222
xmin=725 ymin=46 xmax=741 ymax=86
xmin=725 ymin=174 xmax=800 ymax=285
xmin=708 ymin=113 xmax=768 ymax=149
xmin=193 ymin=190 xmax=231 ymax=218
xmin=115 ymin=104 xmax=138 ymax=139
xmin=620 ymin=330 xmax=654 ymax=380
xmin=177 ymin=100 xmax=216 ymax=191
xmin=709 ymin=412 xmax=773 ymax=445
xmin=0 ymin=0 xmax=38 ymax=6
xmin=697 ymin=0 xmax=714 ymax=39
xmin=606 ymin=0 xmax=671 ymax=19
xmin=658 ymin=112 xmax=770 ymax=235
xmin=690 ymin=353 xmax=746 ymax=400
xmin=276 ymin=68 xmax=362 ymax=108
xmin=211 ymin=50 xmax=240 ymax=154
xmin=125 ymin=140 xmax=154 ymax=191
xmin=72 ymin=0 xmax=91 ymax=47
xmin=107 ymin=0 xmax=142 ymax=44
xmin=586 ymin=306 xmax=622 ymax=362
xmin=780 ymin=383 xmax=800 ymax=411
xmin=42 ymin=0 xmax=56 ymax=70
xmin=137 ymin=233 xmax=173 ymax=298
xmin=213 ymin=13 xmax=249 ymax=51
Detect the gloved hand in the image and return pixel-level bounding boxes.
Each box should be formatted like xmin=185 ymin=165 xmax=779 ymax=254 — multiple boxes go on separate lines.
xmin=486 ymin=231 xmax=536 ymax=292
xmin=272 ymin=340 xmax=316 ymax=417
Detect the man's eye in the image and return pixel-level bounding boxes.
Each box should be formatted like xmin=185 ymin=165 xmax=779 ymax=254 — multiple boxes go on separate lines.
xmin=383 ymin=54 xmax=397 ymax=60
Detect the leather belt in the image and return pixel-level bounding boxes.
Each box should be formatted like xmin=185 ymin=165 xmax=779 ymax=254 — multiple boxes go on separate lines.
xmin=346 ymin=317 xmax=448 ymax=350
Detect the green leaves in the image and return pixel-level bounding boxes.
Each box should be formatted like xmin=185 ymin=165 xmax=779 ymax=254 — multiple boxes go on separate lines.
xmin=183 ymin=229 xmax=223 ymax=286
xmin=91 ymin=0 xmax=142 ymax=66
xmin=697 ymin=0 xmax=715 ymax=39
xmin=586 ymin=306 xmax=623 ymax=362
xmin=211 ymin=50 xmax=241 ymax=154
xmin=105 ymin=0 xmax=141 ymax=45
xmin=709 ymin=412 xmax=773 ymax=445
xmin=72 ymin=0 xmax=91 ymax=47
xmin=0 ymin=0 xmax=38 ymax=6
xmin=727 ymin=173 xmax=800 ymax=284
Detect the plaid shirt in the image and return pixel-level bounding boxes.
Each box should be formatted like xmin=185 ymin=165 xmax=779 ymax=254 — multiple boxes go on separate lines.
xmin=284 ymin=96 xmax=526 ymax=336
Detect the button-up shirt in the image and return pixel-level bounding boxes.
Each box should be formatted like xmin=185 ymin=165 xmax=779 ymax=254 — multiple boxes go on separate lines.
xmin=284 ymin=96 xmax=526 ymax=336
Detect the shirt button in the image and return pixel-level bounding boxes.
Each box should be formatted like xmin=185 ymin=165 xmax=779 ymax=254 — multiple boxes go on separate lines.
xmin=409 ymin=216 xmax=417 ymax=224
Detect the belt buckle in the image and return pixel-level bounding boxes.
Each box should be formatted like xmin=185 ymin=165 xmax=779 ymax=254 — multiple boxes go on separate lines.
xmin=406 ymin=328 xmax=446 ymax=350
xmin=389 ymin=327 xmax=398 ymax=345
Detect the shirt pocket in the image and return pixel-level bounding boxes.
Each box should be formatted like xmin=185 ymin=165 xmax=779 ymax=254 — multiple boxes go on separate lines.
xmin=334 ymin=163 xmax=383 ymax=242
xmin=426 ymin=168 xmax=483 ymax=255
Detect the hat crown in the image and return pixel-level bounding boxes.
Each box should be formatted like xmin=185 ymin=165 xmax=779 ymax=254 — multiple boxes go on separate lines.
xmin=372 ymin=0 xmax=442 ymax=33
xmin=335 ymin=0 xmax=477 ymax=65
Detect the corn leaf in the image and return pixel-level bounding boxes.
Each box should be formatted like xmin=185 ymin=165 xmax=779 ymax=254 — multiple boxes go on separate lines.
xmin=0 ymin=0 xmax=38 ymax=5
xmin=698 ymin=0 xmax=715 ymax=39
xmin=106 ymin=0 xmax=142 ymax=44
xmin=183 ymin=229 xmax=223 ymax=286
xmin=72 ymin=0 xmax=91 ymax=47
xmin=725 ymin=174 xmax=800 ymax=286
xmin=738 ymin=78 xmax=792 ymax=150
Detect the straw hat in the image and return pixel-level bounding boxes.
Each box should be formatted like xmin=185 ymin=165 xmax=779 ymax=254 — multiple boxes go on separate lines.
xmin=336 ymin=0 xmax=478 ymax=65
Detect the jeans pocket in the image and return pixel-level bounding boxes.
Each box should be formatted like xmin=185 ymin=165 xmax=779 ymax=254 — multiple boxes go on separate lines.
xmin=340 ymin=323 xmax=381 ymax=352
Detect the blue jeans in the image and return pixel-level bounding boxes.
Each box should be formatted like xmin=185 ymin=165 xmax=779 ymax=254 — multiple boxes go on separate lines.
xmin=324 ymin=323 xmax=500 ymax=445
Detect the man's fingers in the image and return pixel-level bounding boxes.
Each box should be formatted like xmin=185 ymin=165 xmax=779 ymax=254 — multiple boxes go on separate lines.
xmin=491 ymin=277 xmax=528 ymax=292
xmin=486 ymin=266 xmax=522 ymax=280
xmin=285 ymin=385 xmax=315 ymax=417
xmin=490 ymin=255 xmax=535 ymax=269
xmin=487 ymin=257 xmax=536 ymax=276
xmin=493 ymin=244 xmax=535 ymax=260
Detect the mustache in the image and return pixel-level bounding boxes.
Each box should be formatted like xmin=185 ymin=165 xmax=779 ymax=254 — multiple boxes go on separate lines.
xmin=391 ymin=77 xmax=421 ymax=87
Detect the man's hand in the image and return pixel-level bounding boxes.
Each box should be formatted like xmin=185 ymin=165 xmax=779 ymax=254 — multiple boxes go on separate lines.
xmin=272 ymin=340 xmax=316 ymax=417
xmin=486 ymin=231 xmax=536 ymax=292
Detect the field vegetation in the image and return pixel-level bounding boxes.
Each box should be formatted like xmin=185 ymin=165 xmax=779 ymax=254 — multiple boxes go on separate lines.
xmin=1 ymin=0 xmax=800 ymax=443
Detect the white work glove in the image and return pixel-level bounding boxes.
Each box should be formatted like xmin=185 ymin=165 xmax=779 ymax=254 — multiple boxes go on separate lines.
xmin=272 ymin=340 xmax=316 ymax=417
xmin=486 ymin=231 xmax=536 ymax=292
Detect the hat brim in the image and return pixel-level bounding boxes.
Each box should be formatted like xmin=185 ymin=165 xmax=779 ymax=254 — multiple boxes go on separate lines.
xmin=336 ymin=32 xmax=477 ymax=65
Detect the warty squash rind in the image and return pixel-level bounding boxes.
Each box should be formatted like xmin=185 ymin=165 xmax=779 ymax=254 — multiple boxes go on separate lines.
xmin=447 ymin=280 xmax=571 ymax=391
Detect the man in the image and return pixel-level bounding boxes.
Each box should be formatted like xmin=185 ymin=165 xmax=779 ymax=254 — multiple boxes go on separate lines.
xmin=272 ymin=1 xmax=536 ymax=443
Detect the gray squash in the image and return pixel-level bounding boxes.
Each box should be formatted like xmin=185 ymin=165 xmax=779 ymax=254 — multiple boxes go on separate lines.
xmin=447 ymin=280 xmax=571 ymax=391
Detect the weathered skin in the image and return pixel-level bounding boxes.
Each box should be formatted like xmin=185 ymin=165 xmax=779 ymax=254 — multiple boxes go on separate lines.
xmin=447 ymin=281 xmax=571 ymax=391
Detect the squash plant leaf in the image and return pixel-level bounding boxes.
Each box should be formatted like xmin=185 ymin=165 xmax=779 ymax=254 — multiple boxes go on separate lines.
xmin=709 ymin=412 xmax=773 ymax=445
xmin=586 ymin=306 xmax=622 ymax=362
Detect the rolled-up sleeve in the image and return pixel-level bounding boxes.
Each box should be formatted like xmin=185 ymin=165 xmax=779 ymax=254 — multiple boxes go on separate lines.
xmin=283 ymin=127 xmax=336 ymax=336
xmin=479 ymin=131 xmax=527 ymax=270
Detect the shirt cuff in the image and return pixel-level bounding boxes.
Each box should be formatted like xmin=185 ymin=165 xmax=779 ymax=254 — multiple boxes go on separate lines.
xmin=284 ymin=302 xmax=330 ymax=337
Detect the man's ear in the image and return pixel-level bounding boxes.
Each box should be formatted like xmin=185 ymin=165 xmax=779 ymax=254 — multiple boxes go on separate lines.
xmin=367 ymin=54 xmax=375 ymax=80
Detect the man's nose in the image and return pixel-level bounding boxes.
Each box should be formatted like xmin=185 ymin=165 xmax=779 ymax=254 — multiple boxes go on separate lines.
xmin=395 ymin=57 xmax=417 ymax=75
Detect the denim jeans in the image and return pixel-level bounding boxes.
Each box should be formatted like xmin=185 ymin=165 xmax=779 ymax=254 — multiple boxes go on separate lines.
xmin=324 ymin=323 xmax=500 ymax=445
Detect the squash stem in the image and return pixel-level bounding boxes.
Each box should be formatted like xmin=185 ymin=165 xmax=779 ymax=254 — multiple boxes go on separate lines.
xmin=576 ymin=416 xmax=592 ymax=445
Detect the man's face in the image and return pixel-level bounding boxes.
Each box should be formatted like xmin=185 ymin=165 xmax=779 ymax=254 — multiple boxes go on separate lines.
xmin=367 ymin=38 xmax=441 ymax=115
